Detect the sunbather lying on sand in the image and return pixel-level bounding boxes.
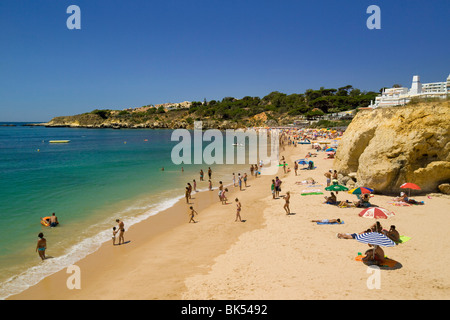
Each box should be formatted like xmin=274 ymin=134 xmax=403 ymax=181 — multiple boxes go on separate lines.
xmin=312 ymin=218 xmax=342 ymax=224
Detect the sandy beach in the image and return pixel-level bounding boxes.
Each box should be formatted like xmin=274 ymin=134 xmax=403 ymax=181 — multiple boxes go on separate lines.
xmin=9 ymin=139 xmax=450 ymax=300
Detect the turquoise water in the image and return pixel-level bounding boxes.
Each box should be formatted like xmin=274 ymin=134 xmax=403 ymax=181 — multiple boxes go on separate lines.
xmin=0 ymin=124 xmax=250 ymax=299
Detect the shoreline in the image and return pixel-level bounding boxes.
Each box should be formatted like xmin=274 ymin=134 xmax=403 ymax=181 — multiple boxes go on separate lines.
xmin=8 ymin=154 xmax=280 ymax=299
xmin=8 ymin=139 xmax=450 ymax=300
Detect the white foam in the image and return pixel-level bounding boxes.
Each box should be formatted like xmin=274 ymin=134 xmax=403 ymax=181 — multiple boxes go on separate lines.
xmin=0 ymin=194 xmax=183 ymax=300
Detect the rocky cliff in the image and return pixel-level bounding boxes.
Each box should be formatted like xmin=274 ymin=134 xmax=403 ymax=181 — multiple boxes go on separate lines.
xmin=334 ymin=99 xmax=450 ymax=194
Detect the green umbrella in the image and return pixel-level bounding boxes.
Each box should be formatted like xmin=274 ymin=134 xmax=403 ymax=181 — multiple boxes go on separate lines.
xmin=325 ymin=184 xmax=348 ymax=192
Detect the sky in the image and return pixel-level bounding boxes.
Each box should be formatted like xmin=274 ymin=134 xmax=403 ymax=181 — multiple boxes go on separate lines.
xmin=0 ymin=0 xmax=449 ymax=122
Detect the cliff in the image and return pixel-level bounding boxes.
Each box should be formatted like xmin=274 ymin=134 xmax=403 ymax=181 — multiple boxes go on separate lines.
xmin=334 ymin=99 xmax=450 ymax=194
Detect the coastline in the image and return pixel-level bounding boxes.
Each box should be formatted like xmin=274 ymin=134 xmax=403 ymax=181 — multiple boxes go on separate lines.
xmin=8 ymin=155 xmax=278 ymax=299
xmin=8 ymin=140 xmax=450 ymax=300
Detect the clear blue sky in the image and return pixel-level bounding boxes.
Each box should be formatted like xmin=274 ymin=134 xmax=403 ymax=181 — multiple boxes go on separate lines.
xmin=0 ymin=0 xmax=448 ymax=121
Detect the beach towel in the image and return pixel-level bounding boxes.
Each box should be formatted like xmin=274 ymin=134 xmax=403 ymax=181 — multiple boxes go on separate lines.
xmin=398 ymin=235 xmax=411 ymax=244
xmin=389 ymin=201 xmax=411 ymax=207
xmin=301 ymin=189 xmax=323 ymax=196
xmin=316 ymin=220 xmax=344 ymax=225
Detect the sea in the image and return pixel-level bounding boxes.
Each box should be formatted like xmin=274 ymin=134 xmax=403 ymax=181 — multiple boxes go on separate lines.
xmin=0 ymin=123 xmax=254 ymax=299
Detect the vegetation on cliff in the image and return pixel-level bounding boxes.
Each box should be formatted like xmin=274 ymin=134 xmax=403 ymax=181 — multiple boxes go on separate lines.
xmin=47 ymin=86 xmax=378 ymax=128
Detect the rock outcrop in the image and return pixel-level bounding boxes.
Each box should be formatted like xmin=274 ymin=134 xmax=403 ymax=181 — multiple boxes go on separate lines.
xmin=334 ymin=100 xmax=450 ymax=194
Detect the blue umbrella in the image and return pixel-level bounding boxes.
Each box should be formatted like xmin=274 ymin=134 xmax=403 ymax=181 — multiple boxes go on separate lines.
xmin=297 ymin=160 xmax=308 ymax=165
xmin=355 ymin=232 xmax=396 ymax=247
xmin=325 ymin=148 xmax=335 ymax=152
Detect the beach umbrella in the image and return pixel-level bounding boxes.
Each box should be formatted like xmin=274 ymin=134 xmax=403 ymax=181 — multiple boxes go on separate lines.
xmin=297 ymin=160 xmax=308 ymax=165
xmin=358 ymin=207 xmax=395 ymax=219
xmin=325 ymin=148 xmax=335 ymax=152
xmin=355 ymin=232 xmax=396 ymax=247
xmin=325 ymin=184 xmax=348 ymax=192
xmin=400 ymin=182 xmax=421 ymax=197
xmin=348 ymin=187 xmax=374 ymax=195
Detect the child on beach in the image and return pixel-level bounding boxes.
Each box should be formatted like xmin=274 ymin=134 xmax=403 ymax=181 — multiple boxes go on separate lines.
xmin=208 ymin=180 xmax=212 ymax=191
xmin=193 ymin=179 xmax=197 ymax=192
xmin=112 ymin=227 xmax=118 ymax=245
xmin=232 ymin=173 xmax=236 ymax=187
xmin=189 ymin=206 xmax=198 ymax=223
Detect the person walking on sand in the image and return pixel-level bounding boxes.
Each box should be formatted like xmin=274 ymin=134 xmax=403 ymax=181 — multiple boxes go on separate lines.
xmin=243 ymin=173 xmax=248 ymax=187
xmin=283 ymin=191 xmax=291 ymax=215
xmin=116 ymin=219 xmax=125 ymax=245
xmin=221 ymin=188 xmax=229 ymax=204
xmin=193 ymin=179 xmax=197 ymax=192
xmin=324 ymin=170 xmax=332 ymax=187
xmin=189 ymin=206 xmax=198 ymax=223
xmin=294 ymin=161 xmax=298 ymax=176
xmin=235 ymin=198 xmax=242 ymax=222
xmin=232 ymin=173 xmax=236 ymax=187
xmin=36 ymin=232 xmax=47 ymax=261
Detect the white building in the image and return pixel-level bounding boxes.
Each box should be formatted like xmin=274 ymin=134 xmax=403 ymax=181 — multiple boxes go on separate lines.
xmin=370 ymin=74 xmax=450 ymax=108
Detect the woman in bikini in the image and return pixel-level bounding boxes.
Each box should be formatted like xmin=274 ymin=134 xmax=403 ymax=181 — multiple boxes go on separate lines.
xmin=235 ymin=198 xmax=242 ymax=222
xmin=36 ymin=233 xmax=47 ymax=261
xmin=283 ymin=191 xmax=291 ymax=215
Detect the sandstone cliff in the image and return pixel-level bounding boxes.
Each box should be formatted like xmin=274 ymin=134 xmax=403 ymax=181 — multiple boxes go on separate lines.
xmin=334 ymin=100 xmax=450 ymax=194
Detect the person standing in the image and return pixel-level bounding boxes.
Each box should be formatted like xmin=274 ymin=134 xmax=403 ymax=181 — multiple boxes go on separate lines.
xmin=324 ymin=170 xmax=332 ymax=187
xmin=238 ymin=173 xmax=242 ymax=191
xmin=283 ymin=191 xmax=291 ymax=215
xmin=294 ymin=161 xmax=299 ymax=176
xmin=275 ymin=176 xmax=282 ymax=198
xmin=235 ymin=198 xmax=242 ymax=222
xmin=243 ymin=173 xmax=248 ymax=187
xmin=116 ymin=219 xmax=125 ymax=245
xmin=208 ymin=167 xmax=212 ymax=180
xmin=36 ymin=233 xmax=47 ymax=261
xmin=271 ymin=179 xmax=276 ymax=199
xmin=200 ymin=169 xmax=204 ymax=181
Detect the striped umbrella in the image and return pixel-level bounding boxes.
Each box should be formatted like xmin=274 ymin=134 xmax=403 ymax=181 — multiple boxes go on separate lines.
xmin=355 ymin=232 xmax=396 ymax=247
xmin=358 ymin=207 xmax=395 ymax=219
xmin=348 ymin=187 xmax=374 ymax=195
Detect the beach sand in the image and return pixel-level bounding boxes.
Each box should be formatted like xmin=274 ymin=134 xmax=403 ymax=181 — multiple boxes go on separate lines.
xmin=9 ymin=141 xmax=450 ymax=300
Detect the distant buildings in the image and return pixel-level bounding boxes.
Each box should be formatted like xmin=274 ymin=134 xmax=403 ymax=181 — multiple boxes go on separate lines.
xmin=370 ymin=74 xmax=450 ymax=108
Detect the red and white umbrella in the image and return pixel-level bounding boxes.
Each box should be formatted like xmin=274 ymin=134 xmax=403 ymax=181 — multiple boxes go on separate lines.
xmin=358 ymin=207 xmax=395 ymax=219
